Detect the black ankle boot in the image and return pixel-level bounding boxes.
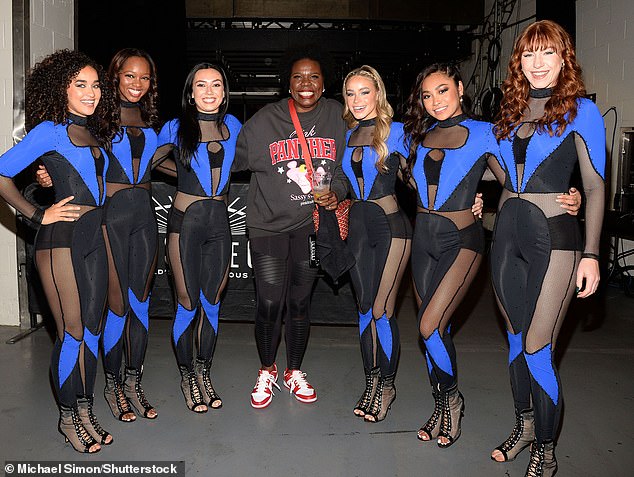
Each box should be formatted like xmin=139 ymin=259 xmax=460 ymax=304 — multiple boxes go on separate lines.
xmin=492 ymin=408 xmax=535 ymax=462
xmin=353 ymin=367 xmax=379 ymax=417
xmin=77 ymin=396 xmax=113 ymax=445
xmin=123 ymin=367 xmax=157 ymax=419
xmin=194 ymin=358 xmax=222 ymax=409
xmin=437 ymin=385 xmax=464 ymax=448
xmin=364 ymin=372 xmax=396 ymax=423
xmin=526 ymin=440 xmax=557 ymax=477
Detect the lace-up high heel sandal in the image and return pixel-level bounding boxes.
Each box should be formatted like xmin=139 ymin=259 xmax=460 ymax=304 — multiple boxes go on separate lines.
xmin=417 ymin=389 xmax=443 ymax=441
xmin=437 ymin=386 xmax=464 ymax=448
xmin=491 ymin=409 xmax=535 ymax=462
xmin=364 ymin=373 xmax=396 ymax=423
xmin=194 ymin=358 xmax=222 ymax=409
xmin=525 ymin=440 xmax=557 ymax=477
xmin=77 ymin=396 xmax=113 ymax=445
xmin=353 ymin=367 xmax=379 ymax=417
xmin=179 ymin=365 xmax=207 ymax=413
xmin=104 ymin=371 xmax=136 ymax=422
xmin=123 ymin=367 xmax=157 ymax=419
xmin=58 ymin=405 xmax=101 ymax=454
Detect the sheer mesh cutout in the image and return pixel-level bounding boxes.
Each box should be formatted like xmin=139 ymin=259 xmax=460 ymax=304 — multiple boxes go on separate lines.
xmin=348 ymin=125 xmax=374 ymax=147
xmin=575 ymin=133 xmax=604 ymax=255
xmin=419 ymin=249 xmax=482 ymax=338
xmin=0 ymin=176 xmax=39 ymax=222
xmin=525 ymin=250 xmax=579 ymax=353
xmin=199 ymin=120 xmax=229 ymax=143
xmin=374 ymin=237 xmax=410 ymax=318
xmin=167 ymin=232 xmax=192 ymax=310
xmin=35 ymin=247 xmax=83 ymax=340
xmin=173 ymin=192 xmax=225 ymax=214
xmin=497 ymin=188 xmax=574 ymax=218
xmin=423 ymin=123 xmax=469 ymax=149
xmin=416 ymin=208 xmax=478 ymax=231
xmin=373 ymin=196 xmax=399 ymax=215
xmin=120 ymin=106 xmax=145 ymax=128
xmin=351 ymin=147 xmax=365 ymax=197
xmin=102 ymin=225 xmax=125 ymax=316
xmin=486 ymin=154 xmax=507 ymax=184
xmin=67 ymin=124 xmax=100 ymax=148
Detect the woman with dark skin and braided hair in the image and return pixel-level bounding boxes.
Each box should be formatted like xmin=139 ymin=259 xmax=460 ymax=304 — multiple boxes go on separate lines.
xmin=490 ymin=21 xmax=605 ymax=477
xmin=0 ymin=49 xmax=119 ymax=453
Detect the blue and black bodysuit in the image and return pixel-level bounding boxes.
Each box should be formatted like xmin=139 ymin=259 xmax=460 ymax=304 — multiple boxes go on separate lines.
xmin=491 ymin=91 xmax=605 ymax=444
xmin=157 ymin=112 xmax=241 ymax=379
xmin=0 ymin=114 xmax=108 ymax=409
xmin=101 ymin=101 xmax=160 ymax=387
xmin=341 ymin=120 xmax=411 ymax=383
xmin=407 ymin=114 xmax=502 ymax=394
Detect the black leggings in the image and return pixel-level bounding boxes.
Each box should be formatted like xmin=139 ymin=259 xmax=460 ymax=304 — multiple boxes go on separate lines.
xmin=491 ymin=197 xmax=581 ymax=443
xmin=102 ymin=187 xmax=158 ymax=375
xmin=250 ymin=223 xmax=318 ymax=370
xmin=168 ymin=199 xmax=231 ymax=370
xmin=412 ymin=211 xmax=484 ymax=392
xmin=36 ymin=208 xmax=108 ymax=407
xmin=347 ymin=202 xmax=411 ymax=378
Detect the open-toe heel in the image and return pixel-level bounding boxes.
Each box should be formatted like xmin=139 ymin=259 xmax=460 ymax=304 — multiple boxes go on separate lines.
xmin=364 ymin=373 xmax=396 ymax=423
xmin=491 ymin=409 xmax=535 ymax=462
xmin=77 ymin=396 xmax=113 ymax=445
xmin=417 ymin=390 xmax=443 ymax=441
xmin=437 ymin=386 xmax=464 ymax=448
xmin=353 ymin=367 xmax=379 ymax=418
xmin=58 ymin=405 xmax=101 ymax=454
xmin=179 ymin=365 xmax=208 ymax=413
xmin=525 ymin=440 xmax=557 ymax=477
xmin=124 ymin=367 xmax=157 ymax=419
xmin=104 ymin=372 xmax=136 ymax=422
xmin=195 ymin=359 xmax=222 ymax=409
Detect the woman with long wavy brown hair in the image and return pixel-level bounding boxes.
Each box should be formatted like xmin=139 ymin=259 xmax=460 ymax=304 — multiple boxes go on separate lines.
xmin=489 ymin=20 xmax=605 ymax=476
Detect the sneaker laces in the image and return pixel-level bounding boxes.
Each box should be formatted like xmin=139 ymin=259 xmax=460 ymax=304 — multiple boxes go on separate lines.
xmin=254 ymin=370 xmax=280 ymax=395
xmin=286 ymin=371 xmax=312 ymax=395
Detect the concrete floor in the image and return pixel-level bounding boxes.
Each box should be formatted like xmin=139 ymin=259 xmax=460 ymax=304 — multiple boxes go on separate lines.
xmin=1 ymin=270 xmax=633 ymax=477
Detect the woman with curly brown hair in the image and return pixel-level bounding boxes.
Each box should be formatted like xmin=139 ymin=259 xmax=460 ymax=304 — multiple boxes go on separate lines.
xmin=489 ymin=21 xmax=605 ymax=476
xmin=0 ymin=49 xmax=119 ymax=453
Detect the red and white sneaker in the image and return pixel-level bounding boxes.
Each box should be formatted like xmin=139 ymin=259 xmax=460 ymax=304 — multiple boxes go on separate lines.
xmin=283 ymin=369 xmax=317 ymax=403
xmin=250 ymin=364 xmax=280 ymax=409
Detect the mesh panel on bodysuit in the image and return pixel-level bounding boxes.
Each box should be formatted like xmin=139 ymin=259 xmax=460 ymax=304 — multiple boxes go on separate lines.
xmin=67 ymin=125 xmax=105 ymax=204
xmin=525 ymin=250 xmax=579 ymax=353
xmin=201 ymin=120 xmax=229 ymax=197
xmin=349 ymin=125 xmax=409 ymax=316
xmin=575 ymin=134 xmax=604 ymax=254
xmin=422 ymin=124 xmax=469 ymax=211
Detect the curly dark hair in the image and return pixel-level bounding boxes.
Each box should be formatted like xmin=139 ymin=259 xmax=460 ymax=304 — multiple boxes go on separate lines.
xmin=279 ymin=44 xmax=334 ymax=92
xmin=402 ymin=63 xmax=472 ymax=182
xmin=177 ymin=62 xmax=230 ymax=169
xmin=494 ymin=20 xmax=586 ymax=140
xmin=25 ymin=49 xmax=120 ymax=147
xmin=108 ymin=48 xmax=160 ymax=132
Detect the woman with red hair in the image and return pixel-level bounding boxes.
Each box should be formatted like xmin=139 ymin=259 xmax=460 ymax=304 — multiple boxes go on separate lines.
xmin=490 ymin=20 xmax=605 ymax=476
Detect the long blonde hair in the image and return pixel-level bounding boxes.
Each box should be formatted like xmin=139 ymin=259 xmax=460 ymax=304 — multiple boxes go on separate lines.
xmin=342 ymin=65 xmax=393 ymax=173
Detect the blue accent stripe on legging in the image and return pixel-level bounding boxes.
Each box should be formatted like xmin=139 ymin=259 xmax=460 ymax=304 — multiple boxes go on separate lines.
xmin=103 ymin=309 xmax=125 ymax=356
xmin=129 ymin=289 xmax=150 ymax=330
xmin=358 ymin=309 xmax=373 ymax=336
xmin=507 ymin=330 xmax=523 ymax=365
xmin=58 ymin=331 xmax=81 ymax=387
xmin=375 ymin=314 xmax=393 ymax=363
xmin=200 ymin=292 xmax=220 ymax=333
xmin=525 ymin=344 xmax=559 ymax=405
xmin=173 ymin=304 xmax=196 ymax=345
xmin=423 ymin=328 xmax=453 ymax=376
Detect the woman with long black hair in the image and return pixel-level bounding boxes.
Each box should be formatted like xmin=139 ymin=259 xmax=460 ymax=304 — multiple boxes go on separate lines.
xmin=156 ymin=63 xmax=241 ymax=413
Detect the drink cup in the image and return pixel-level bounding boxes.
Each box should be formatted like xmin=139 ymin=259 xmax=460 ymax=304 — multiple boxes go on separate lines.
xmin=312 ymin=171 xmax=332 ymax=199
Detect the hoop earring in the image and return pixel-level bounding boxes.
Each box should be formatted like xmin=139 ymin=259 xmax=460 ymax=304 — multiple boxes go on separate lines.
xmin=188 ymin=97 xmax=195 ymax=105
